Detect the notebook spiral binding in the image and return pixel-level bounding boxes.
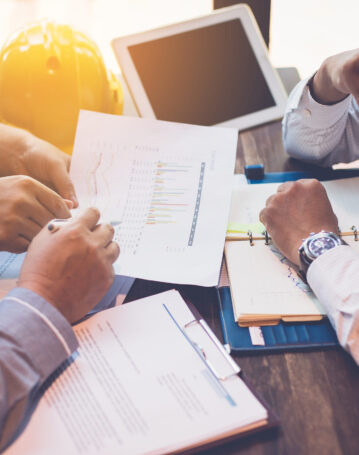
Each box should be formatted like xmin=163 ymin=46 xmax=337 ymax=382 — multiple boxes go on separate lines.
xmin=351 ymin=225 xmax=358 ymax=241
xmin=247 ymin=230 xmax=271 ymax=246
xmin=245 ymin=228 xmax=359 ymax=246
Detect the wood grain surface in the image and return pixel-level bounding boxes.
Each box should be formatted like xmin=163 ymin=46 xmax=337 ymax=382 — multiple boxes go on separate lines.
xmin=126 ymin=121 xmax=359 ymax=455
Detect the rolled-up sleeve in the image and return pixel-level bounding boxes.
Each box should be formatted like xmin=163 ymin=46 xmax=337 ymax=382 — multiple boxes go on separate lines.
xmin=282 ymin=77 xmax=359 ymax=166
xmin=0 ymin=287 xmax=78 ymax=451
xmin=307 ymin=246 xmax=359 ymax=365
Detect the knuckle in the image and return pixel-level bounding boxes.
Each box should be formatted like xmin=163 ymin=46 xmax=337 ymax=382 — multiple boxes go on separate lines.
xmin=63 ymin=223 xmax=83 ymax=241
xmin=85 ymin=239 xmax=99 ymax=258
xmin=265 ymin=194 xmax=276 ymax=208
xmin=290 ymin=180 xmax=302 ymax=191
xmin=106 ymin=224 xmax=115 ymax=236
xmin=308 ymin=179 xmax=324 ymax=193
xmin=11 ymin=194 xmax=28 ymax=212
xmin=53 ymin=197 xmax=67 ymax=215
xmin=16 ymin=175 xmax=33 ymax=188
xmin=88 ymin=207 xmax=100 ymax=218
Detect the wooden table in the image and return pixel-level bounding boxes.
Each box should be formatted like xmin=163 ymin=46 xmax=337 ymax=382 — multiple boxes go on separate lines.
xmin=125 ymin=120 xmax=359 ymax=455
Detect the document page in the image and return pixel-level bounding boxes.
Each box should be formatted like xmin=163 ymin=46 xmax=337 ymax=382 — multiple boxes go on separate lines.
xmin=8 ymin=291 xmax=267 ymax=455
xmin=228 ymin=177 xmax=359 ymax=235
xmin=70 ymin=111 xmax=237 ymax=286
xmin=225 ymin=241 xmax=326 ymax=321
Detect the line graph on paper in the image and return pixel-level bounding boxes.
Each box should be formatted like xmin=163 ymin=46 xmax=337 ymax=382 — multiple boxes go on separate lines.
xmin=87 ymin=149 xmax=115 ymax=213
xmin=268 ymin=244 xmax=312 ymax=294
xmin=79 ymin=140 xmax=206 ymax=257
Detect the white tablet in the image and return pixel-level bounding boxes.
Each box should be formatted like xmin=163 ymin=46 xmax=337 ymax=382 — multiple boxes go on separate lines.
xmin=112 ymin=5 xmax=287 ymax=130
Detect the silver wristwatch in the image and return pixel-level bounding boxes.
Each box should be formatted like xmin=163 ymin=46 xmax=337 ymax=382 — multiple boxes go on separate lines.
xmin=298 ymin=231 xmax=347 ymax=281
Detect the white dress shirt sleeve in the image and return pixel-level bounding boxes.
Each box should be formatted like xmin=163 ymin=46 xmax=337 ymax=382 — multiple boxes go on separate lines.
xmin=307 ymin=245 xmax=359 ymax=365
xmin=282 ymin=76 xmax=359 ymax=165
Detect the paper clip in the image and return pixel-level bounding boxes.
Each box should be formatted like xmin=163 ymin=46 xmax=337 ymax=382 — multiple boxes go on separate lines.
xmin=184 ymin=318 xmax=240 ymax=381
xmin=247 ymin=230 xmax=254 ymax=246
xmin=351 ymin=225 xmax=358 ymax=241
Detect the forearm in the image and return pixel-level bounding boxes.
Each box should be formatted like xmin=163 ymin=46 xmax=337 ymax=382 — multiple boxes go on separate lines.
xmin=307 ymin=246 xmax=359 ymax=365
xmin=0 ymin=287 xmax=78 ymax=451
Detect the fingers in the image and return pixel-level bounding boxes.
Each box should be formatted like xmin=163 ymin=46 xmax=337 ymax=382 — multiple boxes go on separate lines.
xmin=259 ymin=208 xmax=266 ymax=225
xmin=93 ymin=223 xmax=115 ymax=247
xmin=277 ymin=181 xmax=293 ymax=192
xmin=92 ymin=223 xmax=120 ymax=262
xmin=264 ymin=194 xmax=276 ymax=208
xmin=24 ymin=201 xmax=59 ymax=228
xmin=64 ymin=199 xmax=74 ymax=210
xmin=48 ymin=159 xmax=78 ymax=208
xmin=18 ymin=218 xmax=43 ymax=241
xmin=106 ymin=241 xmax=120 ymax=263
xmin=75 ymin=207 xmax=100 ymax=231
xmin=33 ymin=180 xmax=71 ymax=219
xmin=12 ymin=236 xmax=30 ymax=254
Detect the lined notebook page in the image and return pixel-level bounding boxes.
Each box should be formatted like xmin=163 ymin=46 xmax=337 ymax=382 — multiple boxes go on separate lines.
xmin=321 ymin=178 xmax=359 ymax=231
xmin=225 ymin=241 xmax=325 ymax=320
xmin=225 ymin=237 xmax=359 ymax=322
xmin=228 ymin=177 xmax=359 ymax=234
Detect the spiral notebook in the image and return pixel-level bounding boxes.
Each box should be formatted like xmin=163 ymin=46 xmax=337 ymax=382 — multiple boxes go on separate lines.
xmin=225 ymin=176 xmax=359 ymax=326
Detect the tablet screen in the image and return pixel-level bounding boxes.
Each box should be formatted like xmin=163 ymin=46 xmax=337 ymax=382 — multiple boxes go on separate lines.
xmin=128 ymin=19 xmax=275 ymax=126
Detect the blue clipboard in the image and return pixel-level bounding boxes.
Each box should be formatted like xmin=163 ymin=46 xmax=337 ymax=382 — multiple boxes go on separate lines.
xmin=219 ymin=168 xmax=358 ymax=352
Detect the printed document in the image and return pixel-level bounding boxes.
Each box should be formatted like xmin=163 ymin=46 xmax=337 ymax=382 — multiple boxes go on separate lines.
xmin=7 ymin=291 xmax=267 ymax=455
xmin=70 ymin=111 xmax=237 ymax=286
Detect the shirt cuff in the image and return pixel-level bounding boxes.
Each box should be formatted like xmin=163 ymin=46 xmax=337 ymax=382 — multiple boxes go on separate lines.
xmin=307 ymin=245 xmax=359 ymax=323
xmin=287 ymin=76 xmax=351 ymax=129
xmin=0 ymin=287 xmax=78 ymax=379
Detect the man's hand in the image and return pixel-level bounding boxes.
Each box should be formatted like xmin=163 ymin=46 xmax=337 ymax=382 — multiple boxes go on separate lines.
xmin=259 ymin=179 xmax=339 ymax=266
xmin=0 ymin=175 xmax=72 ymax=253
xmin=18 ymin=208 xmax=120 ymax=324
xmin=312 ymin=48 xmax=359 ymax=105
xmin=0 ymin=123 xmax=78 ymax=207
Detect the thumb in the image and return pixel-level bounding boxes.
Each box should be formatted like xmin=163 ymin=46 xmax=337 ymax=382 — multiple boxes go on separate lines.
xmin=49 ymin=161 xmax=78 ymax=208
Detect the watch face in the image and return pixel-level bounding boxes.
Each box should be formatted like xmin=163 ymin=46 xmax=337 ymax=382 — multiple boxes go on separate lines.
xmin=308 ymin=236 xmax=337 ymax=257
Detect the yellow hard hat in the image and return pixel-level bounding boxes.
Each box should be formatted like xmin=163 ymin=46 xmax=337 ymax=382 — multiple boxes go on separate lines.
xmin=0 ymin=20 xmax=123 ymax=155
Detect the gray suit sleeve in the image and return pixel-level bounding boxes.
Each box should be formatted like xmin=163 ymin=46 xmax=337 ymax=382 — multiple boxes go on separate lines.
xmin=0 ymin=287 xmax=78 ymax=451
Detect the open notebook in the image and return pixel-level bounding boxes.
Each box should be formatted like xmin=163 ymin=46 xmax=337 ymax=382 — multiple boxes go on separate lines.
xmin=225 ymin=177 xmax=359 ymax=326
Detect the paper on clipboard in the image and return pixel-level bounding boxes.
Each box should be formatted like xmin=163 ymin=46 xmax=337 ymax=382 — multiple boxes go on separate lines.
xmin=7 ymin=290 xmax=268 ymax=455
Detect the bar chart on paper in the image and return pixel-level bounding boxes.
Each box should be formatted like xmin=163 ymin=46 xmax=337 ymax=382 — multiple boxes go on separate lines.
xmin=114 ymin=159 xmax=205 ymax=255
xmin=71 ymin=111 xmax=237 ymax=285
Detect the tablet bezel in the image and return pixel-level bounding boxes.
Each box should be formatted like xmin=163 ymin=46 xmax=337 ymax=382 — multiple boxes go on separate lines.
xmin=112 ymin=5 xmax=287 ymax=130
